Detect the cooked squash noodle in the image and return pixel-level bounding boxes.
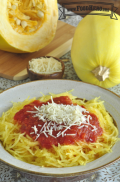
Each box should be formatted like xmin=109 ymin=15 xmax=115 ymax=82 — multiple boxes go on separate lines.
xmin=0 ymin=91 xmax=119 ymax=167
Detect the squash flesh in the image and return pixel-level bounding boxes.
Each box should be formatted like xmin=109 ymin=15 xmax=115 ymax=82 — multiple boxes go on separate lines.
xmin=0 ymin=0 xmax=58 ymax=53
xmin=71 ymin=11 xmax=120 ymax=88
xmin=7 ymin=0 xmax=47 ymax=35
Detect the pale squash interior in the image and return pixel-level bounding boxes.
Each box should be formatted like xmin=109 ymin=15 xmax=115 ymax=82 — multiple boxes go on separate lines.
xmin=0 ymin=0 xmax=58 ymax=53
xmin=7 ymin=0 xmax=47 ymax=35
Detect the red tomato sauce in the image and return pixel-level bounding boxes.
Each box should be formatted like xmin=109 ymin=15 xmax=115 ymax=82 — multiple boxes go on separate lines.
xmin=14 ymin=96 xmax=103 ymax=149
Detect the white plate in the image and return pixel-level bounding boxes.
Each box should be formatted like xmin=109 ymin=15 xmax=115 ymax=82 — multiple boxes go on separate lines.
xmin=0 ymin=80 xmax=120 ymax=179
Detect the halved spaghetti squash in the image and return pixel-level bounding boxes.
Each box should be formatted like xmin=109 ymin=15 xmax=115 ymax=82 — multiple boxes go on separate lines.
xmin=0 ymin=0 xmax=58 ymax=53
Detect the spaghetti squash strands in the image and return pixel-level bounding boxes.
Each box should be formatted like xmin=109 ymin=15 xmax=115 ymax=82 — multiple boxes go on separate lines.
xmin=0 ymin=91 xmax=119 ymax=167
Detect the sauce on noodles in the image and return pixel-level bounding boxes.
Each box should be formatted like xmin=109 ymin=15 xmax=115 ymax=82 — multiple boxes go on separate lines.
xmin=14 ymin=96 xmax=103 ymax=149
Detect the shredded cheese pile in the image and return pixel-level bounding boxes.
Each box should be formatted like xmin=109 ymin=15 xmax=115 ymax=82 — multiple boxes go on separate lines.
xmin=29 ymin=57 xmax=62 ymax=74
xmin=7 ymin=0 xmax=46 ymax=34
xmin=29 ymin=97 xmax=97 ymax=139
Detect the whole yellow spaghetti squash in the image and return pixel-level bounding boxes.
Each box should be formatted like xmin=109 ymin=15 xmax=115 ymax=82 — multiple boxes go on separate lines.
xmin=71 ymin=11 xmax=120 ymax=88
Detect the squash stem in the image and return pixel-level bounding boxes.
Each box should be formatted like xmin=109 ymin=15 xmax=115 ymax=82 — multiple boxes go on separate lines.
xmin=92 ymin=66 xmax=110 ymax=81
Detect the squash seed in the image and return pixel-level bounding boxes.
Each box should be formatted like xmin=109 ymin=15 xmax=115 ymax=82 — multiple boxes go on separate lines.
xmin=21 ymin=21 xmax=28 ymax=29
xmin=13 ymin=17 xmax=17 ymax=21
xmin=16 ymin=19 xmax=21 ymax=26
xmin=37 ymin=10 xmax=44 ymax=18
xmin=25 ymin=15 xmax=31 ymax=20
xmin=12 ymin=5 xmax=16 ymax=10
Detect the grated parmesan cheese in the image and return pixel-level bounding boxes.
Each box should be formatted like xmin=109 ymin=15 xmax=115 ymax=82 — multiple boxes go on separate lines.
xmin=29 ymin=57 xmax=62 ymax=74
xmin=28 ymin=97 xmax=97 ymax=139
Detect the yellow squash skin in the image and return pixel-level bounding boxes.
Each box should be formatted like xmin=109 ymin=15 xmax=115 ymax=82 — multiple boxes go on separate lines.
xmin=71 ymin=11 xmax=120 ymax=88
xmin=0 ymin=0 xmax=58 ymax=53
